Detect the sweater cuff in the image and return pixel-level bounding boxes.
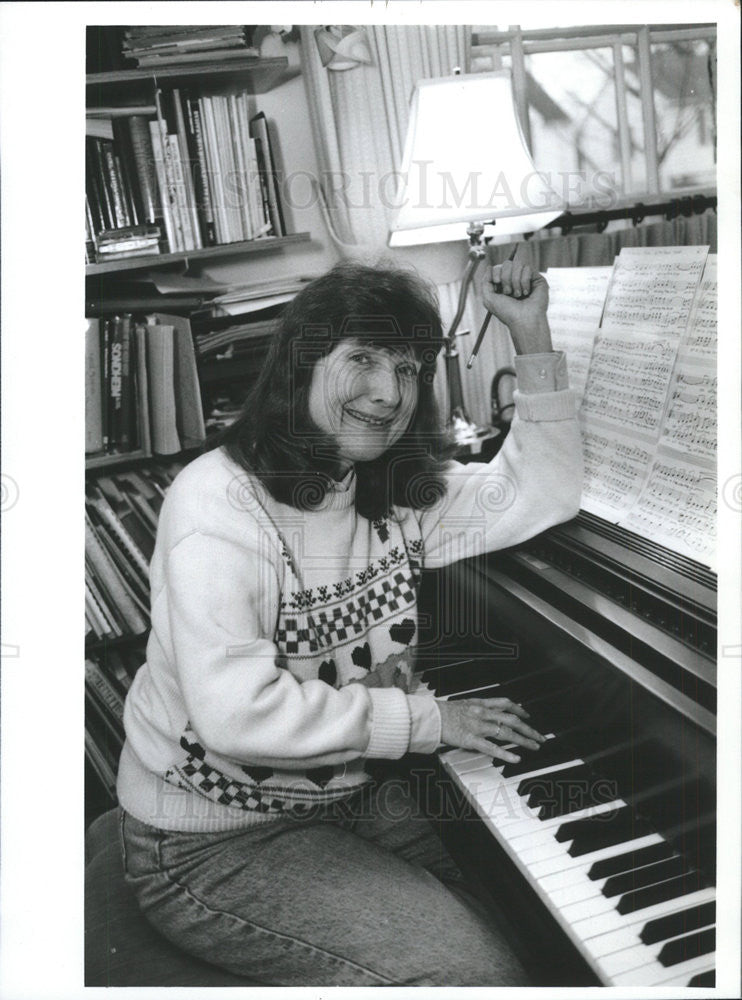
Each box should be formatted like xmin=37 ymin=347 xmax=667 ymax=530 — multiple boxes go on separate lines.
xmin=514 ymin=351 xmax=568 ymax=393
xmin=364 ymin=687 xmax=412 ymax=759
xmin=407 ymin=694 xmax=442 ymax=753
xmin=513 ymin=387 xmax=577 ymax=422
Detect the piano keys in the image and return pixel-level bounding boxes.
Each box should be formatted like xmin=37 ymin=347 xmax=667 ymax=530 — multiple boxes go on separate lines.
xmin=416 ymin=512 xmax=717 ymax=987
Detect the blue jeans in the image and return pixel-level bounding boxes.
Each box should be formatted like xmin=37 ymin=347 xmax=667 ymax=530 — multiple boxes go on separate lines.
xmin=121 ymin=777 xmax=531 ymax=986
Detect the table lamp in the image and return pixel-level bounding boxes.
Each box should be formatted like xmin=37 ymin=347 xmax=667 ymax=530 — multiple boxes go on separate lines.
xmin=389 ymin=71 xmax=565 ymax=441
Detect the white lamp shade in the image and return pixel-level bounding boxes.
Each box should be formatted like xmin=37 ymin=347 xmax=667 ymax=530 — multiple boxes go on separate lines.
xmin=389 ymin=72 xmax=565 ymax=246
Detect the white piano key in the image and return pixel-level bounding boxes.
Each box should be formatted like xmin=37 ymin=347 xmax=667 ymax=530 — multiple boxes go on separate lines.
xmin=440 ymin=748 xmax=483 ymax=765
xmin=518 ymin=839 xmax=577 ymax=866
xmin=547 ymin=877 xmax=607 ymax=908
xmin=539 ymin=867 xmax=605 ymax=893
xmin=450 ymin=755 xmax=496 ymax=775
xmin=558 ymin=893 xmax=620 ymax=922
xmin=611 ymin=951 xmax=715 ymax=986
xmin=528 ymin=833 xmax=664 ymax=880
xmin=571 ymin=887 xmax=716 ymax=941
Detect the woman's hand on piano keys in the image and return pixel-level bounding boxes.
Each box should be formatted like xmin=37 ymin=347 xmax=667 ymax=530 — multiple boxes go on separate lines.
xmin=437 ymin=697 xmax=547 ymax=763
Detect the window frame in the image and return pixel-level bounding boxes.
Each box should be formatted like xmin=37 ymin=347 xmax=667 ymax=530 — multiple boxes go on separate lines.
xmin=471 ymin=23 xmax=717 ymax=204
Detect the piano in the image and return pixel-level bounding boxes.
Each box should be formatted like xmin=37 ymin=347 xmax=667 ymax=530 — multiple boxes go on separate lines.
xmin=415 ymin=511 xmax=717 ymax=987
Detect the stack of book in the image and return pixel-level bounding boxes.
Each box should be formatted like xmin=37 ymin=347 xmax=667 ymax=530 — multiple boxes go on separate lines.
xmin=85 ymin=461 xmax=183 ymax=795
xmin=85 ymin=314 xmax=206 ymax=459
xmin=121 ymin=25 xmax=259 ymax=68
xmin=86 ymin=116 xmax=163 ymax=260
xmin=86 ymin=89 xmax=285 ymax=259
xmin=85 ymin=463 xmax=183 ymax=644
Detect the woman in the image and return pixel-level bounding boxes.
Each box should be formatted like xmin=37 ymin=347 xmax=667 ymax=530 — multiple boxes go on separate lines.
xmin=117 ymin=258 xmax=582 ymax=986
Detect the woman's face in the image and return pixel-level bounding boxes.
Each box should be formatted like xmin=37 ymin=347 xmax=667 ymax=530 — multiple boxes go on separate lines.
xmin=307 ymin=338 xmax=420 ymax=475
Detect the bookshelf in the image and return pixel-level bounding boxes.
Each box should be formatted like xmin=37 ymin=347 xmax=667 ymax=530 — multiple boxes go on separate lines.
xmin=86 ymin=232 xmax=310 ymax=276
xmin=86 ymin=56 xmax=299 ymax=99
xmin=85 ymin=30 xmax=314 ymax=812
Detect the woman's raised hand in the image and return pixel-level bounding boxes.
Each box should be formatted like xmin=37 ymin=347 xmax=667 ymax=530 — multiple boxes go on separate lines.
xmin=437 ymin=697 xmax=547 ymax=764
xmin=481 ymin=259 xmax=553 ymax=356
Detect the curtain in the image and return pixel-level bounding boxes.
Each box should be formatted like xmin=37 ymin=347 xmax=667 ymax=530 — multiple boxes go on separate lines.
xmin=300 ymin=25 xmax=470 ymax=257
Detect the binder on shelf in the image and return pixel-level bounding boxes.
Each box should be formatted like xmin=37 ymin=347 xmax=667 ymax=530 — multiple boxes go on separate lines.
xmin=144 ymin=321 xmax=181 ymax=455
xmin=153 ymin=313 xmax=206 ymax=449
xmin=249 ymin=111 xmax=286 ymax=237
xmin=86 ymin=319 xmax=104 ymax=453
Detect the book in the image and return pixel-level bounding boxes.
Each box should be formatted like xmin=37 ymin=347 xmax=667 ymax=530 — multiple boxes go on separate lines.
xmin=87 ymin=137 xmax=115 ymax=232
xmin=152 ymin=313 xmax=206 ymax=449
xmin=85 ymin=319 xmax=104 ymax=453
xmin=144 ymin=322 xmax=181 ymax=454
xmin=134 ymin=322 xmax=153 ymax=457
xmin=85 ymin=512 xmax=149 ymax=635
xmin=198 ymin=95 xmax=228 ymax=243
xmin=148 ymin=110 xmax=179 ymax=253
xmin=171 ymin=88 xmax=203 ymax=250
xmin=132 ymin=48 xmax=259 ymax=67
xmin=85 ymin=659 xmax=126 ymax=724
xmin=228 ymin=93 xmax=254 ymax=240
xmin=249 ymin=111 xmax=286 ymax=237
xmin=125 ymin=116 xmax=161 ymax=229
xmin=185 ymin=96 xmax=217 ymax=245
xmin=100 ymin=140 xmax=131 ymax=229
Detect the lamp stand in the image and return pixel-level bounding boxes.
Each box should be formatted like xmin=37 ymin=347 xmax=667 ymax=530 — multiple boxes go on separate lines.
xmin=445 ymin=222 xmax=489 ymax=443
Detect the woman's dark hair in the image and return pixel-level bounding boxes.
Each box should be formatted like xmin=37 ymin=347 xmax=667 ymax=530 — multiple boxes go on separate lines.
xmin=216 ymin=261 xmax=455 ymax=520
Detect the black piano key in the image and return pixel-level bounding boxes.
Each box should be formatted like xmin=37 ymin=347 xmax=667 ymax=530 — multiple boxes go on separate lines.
xmin=687 ymin=970 xmax=715 ymax=986
xmin=500 ymin=737 xmax=580 ymax=778
xmin=569 ymin=813 xmax=653 ymax=858
xmin=588 ymin=841 xmax=675 ymax=880
xmin=602 ymin=855 xmax=688 ymax=897
xmin=518 ymin=764 xmax=591 ymax=810
xmin=640 ymin=900 xmax=715 ymax=945
xmin=556 ymin=807 xmax=627 ymax=842
xmin=616 ymin=871 xmax=705 ymax=915
xmin=657 ymin=926 xmax=715 ymax=967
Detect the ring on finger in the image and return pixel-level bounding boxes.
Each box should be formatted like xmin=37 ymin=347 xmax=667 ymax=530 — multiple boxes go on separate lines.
xmin=494 ymin=722 xmax=502 ymax=738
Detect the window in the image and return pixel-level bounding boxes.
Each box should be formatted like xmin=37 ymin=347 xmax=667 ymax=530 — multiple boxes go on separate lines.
xmin=471 ymin=24 xmax=716 ymax=205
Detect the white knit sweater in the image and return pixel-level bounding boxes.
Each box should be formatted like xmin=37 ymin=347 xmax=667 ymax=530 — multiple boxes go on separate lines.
xmin=117 ymin=353 xmax=582 ymax=831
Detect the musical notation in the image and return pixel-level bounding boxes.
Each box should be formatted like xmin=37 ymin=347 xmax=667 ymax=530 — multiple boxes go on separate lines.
xmin=661 ymin=367 xmax=717 ymax=462
xmin=546 ymin=267 xmax=612 ymax=406
xmin=571 ymin=247 xmax=715 ymax=568
xmin=581 ymin=429 xmax=653 ymax=520
xmin=581 ymin=333 xmax=676 ymax=435
xmin=600 ymin=246 xmax=709 ymax=336
xmin=681 ymin=256 xmax=717 ymax=361
xmin=621 ymin=457 xmax=717 ymax=565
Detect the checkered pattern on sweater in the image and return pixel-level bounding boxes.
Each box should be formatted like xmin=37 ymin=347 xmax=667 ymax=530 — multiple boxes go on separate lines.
xmin=276 ymin=569 xmax=416 ymax=655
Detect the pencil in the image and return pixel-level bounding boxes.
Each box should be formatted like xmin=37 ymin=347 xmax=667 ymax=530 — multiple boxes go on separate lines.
xmin=466 ymin=245 xmax=519 ymax=369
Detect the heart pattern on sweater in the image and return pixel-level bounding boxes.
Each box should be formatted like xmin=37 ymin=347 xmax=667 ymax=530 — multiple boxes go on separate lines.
xmin=351 ymin=642 xmax=372 ymax=670
xmin=240 ymin=764 xmax=275 ymax=783
xmin=389 ymin=618 xmax=415 ymax=645
xmin=318 ymin=659 xmax=337 ymax=685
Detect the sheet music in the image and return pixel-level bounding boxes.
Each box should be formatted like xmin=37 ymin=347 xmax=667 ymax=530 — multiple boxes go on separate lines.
xmin=659 ymin=364 xmax=716 ymax=463
xmin=580 ymin=429 xmax=655 ymax=521
xmin=569 ymin=247 xmax=715 ymax=568
xmin=580 ymin=331 xmax=678 ymax=438
xmin=680 ymin=255 xmax=717 ymax=361
xmin=546 ymin=267 xmax=612 ymax=405
xmin=600 ymin=245 xmax=709 ymax=336
xmin=619 ymin=456 xmax=717 ymax=567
